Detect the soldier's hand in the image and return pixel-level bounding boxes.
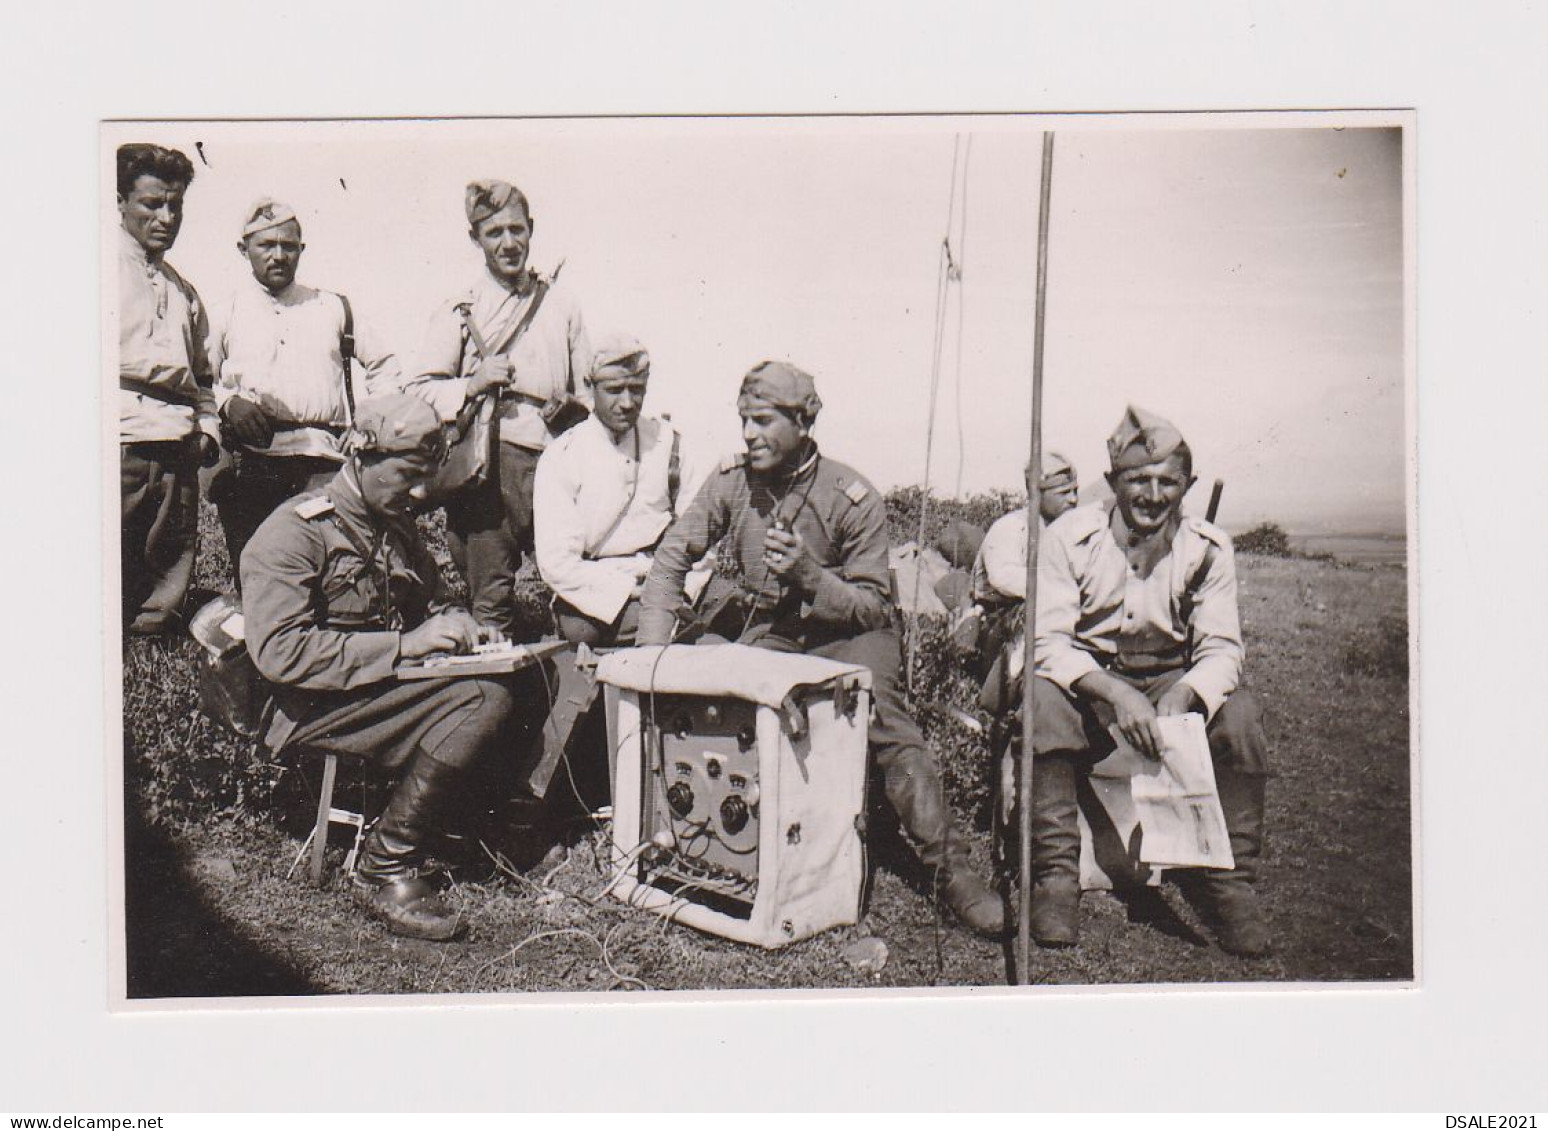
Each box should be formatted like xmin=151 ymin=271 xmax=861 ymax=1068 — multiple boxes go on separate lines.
xmin=763 ymin=527 xmax=821 ymax=591
xmin=221 ymin=397 xmax=274 ymax=449
xmin=443 ymin=608 xmax=505 ymax=647
xmin=469 ymin=356 xmax=514 ymax=397
xmin=1157 ymin=682 xmax=1203 ymax=718
xmin=1109 ymin=682 xmax=1165 ymax=760
xmin=400 ymin=612 xmax=481 ymax=659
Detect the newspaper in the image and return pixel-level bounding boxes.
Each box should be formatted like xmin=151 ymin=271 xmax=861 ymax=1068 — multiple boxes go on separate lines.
xmin=1077 ymin=712 xmax=1234 ymax=889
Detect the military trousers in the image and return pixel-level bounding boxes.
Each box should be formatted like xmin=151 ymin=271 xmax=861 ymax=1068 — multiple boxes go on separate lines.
xmin=444 ymin=443 xmax=540 ymax=639
xmin=121 ymin=440 xmax=201 ymax=634
xmin=211 ymin=451 xmax=340 ymax=587
xmin=1025 ymin=670 xmax=1270 ymax=889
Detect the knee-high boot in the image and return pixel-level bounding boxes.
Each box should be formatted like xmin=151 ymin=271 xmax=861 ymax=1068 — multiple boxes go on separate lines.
xmin=354 ymin=749 xmax=469 ymax=941
xmin=881 ymin=743 xmax=1006 ymax=939
xmin=1178 ymin=767 xmax=1272 ymax=957
xmin=1026 ymin=750 xmax=1082 ymax=947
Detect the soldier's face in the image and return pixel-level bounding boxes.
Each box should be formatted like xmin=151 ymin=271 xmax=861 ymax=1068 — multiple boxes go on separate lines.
xmin=119 ymin=175 xmax=186 ymax=256
xmin=470 ymin=204 xmax=532 ymax=287
xmin=359 ymin=451 xmax=439 ymax=516
xmin=741 ymin=405 xmax=809 ymax=473
xmin=1109 ymin=453 xmax=1194 ymax=536
xmin=591 ymin=376 xmax=648 ymax=437
xmin=241 ymin=220 xmax=304 ymax=293
xmin=1039 ymin=480 xmax=1079 ymax=523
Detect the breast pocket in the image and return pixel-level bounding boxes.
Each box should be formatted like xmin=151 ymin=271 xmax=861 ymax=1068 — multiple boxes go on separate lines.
xmin=319 ymin=557 xmax=382 ymax=628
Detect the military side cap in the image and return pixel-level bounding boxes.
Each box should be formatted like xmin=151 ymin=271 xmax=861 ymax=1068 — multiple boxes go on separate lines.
xmin=241 ymin=197 xmax=299 ymax=239
xmin=348 ymin=394 xmax=446 ymax=458
xmin=1040 ymin=450 xmax=1077 ymax=490
xmin=1107 ymin=405 xmax=1186 ymax=471
xmin=465 ymin=179 xmax=522 ymax=226
xmin=737 ymin=360 xmax=823 ymax=418
xmin=590 ymin=330 xmax=651 ymax=381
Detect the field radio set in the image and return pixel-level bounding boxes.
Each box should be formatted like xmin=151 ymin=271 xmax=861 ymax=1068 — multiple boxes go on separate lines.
xmin=595 ymin=644 xmax=872 ymax=948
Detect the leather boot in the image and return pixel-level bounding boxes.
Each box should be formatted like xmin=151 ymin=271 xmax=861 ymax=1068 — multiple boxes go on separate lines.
xmin=883 ymin=744 xmax=1006 ymax=939
xmin=354 ymin=750 xmax=468 ymax=941
xmin=1177 ymin=768 xmax=1271 ymax=957
xmin=1027 ymin=751 xmax=1081 ymax=947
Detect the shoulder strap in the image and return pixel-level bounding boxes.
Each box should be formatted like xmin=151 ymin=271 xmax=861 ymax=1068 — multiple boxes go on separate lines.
xmin=337 ymin=293 xmax=356 ymax=425
xmin=1179 ymin=539 xmax=1219 ymax=649
xmin=463 ymin=279 xmax=550 ymax=362
xmin=667 ymin=429 xmax=682 ymax=518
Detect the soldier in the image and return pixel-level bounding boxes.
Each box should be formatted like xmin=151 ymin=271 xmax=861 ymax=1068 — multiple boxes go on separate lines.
xmin=971 ymin=451 xmax=1079 ymax=608
xmin=241 ymin=395 xmax=522 ymax=941
xmin=405 ymin=179 xmax=591 ymax=639
xmin=209 ymin=198 xmax=401 ymax=581
xmin=533 ymin=330 xmax=705 ymax=647
xmin=117 ymin=142 xmax=220 ymax=635
xmin=638 ymin=361 xmax=1005 ymax=939
xmin=1027 ymin=406 xmax=1272 ymax=956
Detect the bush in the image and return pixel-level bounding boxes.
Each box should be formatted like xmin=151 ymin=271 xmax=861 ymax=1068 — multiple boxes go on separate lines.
xmin=1236 ymin=521 xmax=1293 ymax=557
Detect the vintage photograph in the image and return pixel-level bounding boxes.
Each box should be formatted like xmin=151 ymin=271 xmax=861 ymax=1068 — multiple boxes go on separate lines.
xmin=107 ymin=113 xmax=1413 ymax=1000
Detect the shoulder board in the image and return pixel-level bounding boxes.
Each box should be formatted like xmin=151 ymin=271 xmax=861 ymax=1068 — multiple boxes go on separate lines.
xmin=1185 ymin=516 xmax=1231 ymax=548
xmin=294 ymin=495 xmax=335 ymax=520
xmin=842 ymin=479 xmax=869 ymax=505
xmin=719 ymin=452 xmax=747 ymax=473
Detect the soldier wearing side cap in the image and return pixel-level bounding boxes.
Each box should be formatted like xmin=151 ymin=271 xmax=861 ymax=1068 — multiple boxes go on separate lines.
xmin=534 ymin=330 xmax=708 ymax=648
xmin=208 ymin=198 xmax=401 ymax=581
xmin=1025 ymin=405 xmax=1273 ymax=956
xmin=405 ymin=179 xmax=591 ymax=639
xmin=638 ymin=362 xmax=1006 ymax=939
xmin=241 ymin=395 xmax=529 ymax=941
xmin=971 ymin=451 xmax=1080 ymax=608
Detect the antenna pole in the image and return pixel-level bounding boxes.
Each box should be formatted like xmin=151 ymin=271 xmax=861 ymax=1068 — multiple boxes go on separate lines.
xmin=1017 ymin=132 xmax=1055 ymax=985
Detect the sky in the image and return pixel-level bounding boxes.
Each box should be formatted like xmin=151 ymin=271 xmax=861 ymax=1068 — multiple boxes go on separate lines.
xmin=105 ymin=116 xmax=1407 ymax=534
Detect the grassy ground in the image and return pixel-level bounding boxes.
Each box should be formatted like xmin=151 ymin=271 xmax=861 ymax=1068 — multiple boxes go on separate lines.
xmin=121 ymin=504 xmax=1412 ymax=997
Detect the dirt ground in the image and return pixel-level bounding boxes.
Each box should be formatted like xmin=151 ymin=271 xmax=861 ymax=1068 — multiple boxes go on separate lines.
xmin=120 ymin=542 xmax=1412 ymax=998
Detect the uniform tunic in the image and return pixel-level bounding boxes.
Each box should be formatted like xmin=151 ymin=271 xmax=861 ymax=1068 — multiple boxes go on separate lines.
xmin=405 ymin=270 xmax=591 ymax=452
xmin=638 ymin=448 xmax=893 ymax=648
xmin=241 ymin=465 xmax=457 ymax=752
xmin=1033 ymin=503 xmax=1242 ymax=720
xmin=209 ymin=277 xmax=400 ymax=460
xmin=534 ymin=415 xmax=705 ymax=624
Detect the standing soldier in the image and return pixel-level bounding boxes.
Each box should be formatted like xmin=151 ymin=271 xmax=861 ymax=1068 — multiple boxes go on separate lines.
xmin=209 ymin=198 xmax=401 ymax=580
xmin=638 ymin=361 xmax=1006 ymax=939
xmin=1028 ymin=406 xmax=1272 ymax=956
xmin=405 ymin=179 xmax=591 ymax=639
xmin=117 ymin=142 xmax=220 ymax=635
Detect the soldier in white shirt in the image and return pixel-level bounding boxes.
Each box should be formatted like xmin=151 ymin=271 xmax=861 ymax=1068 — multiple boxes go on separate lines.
xmin=1025 ymin=407 xmax=1271 ymax=956
xmin=117 ymin=143 xmax=220 ymax=635
xmin=534 ymin=331 xmax=704 ymax=646
xmin=971 ymin=451 xmax=1079 ymax=607
xmin=209 ymin=199 xmax=400 ymax=581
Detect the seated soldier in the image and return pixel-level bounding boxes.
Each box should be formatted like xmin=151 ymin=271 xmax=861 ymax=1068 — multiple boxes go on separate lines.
xmin=972 ymin=451 xmax=1079 ymax=608
xmin=637 ymin=361 xmax=1005 ymax=939
xmin=533 ymin=330 xmax=705 ymax=646
xmin=950 ymin=453 xmax=1077 ymax=678
xmin=1027 ymin=406 xmax=1272 ymax=956
xmin=241 ymin=394 xmax=522 ymax=942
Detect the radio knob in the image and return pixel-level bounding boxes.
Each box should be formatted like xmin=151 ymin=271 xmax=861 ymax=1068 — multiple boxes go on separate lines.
xmin=720 ymin=795 xmax=750 ymax=835
xmin=666 ymin=782 xmax=695 ymax=818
